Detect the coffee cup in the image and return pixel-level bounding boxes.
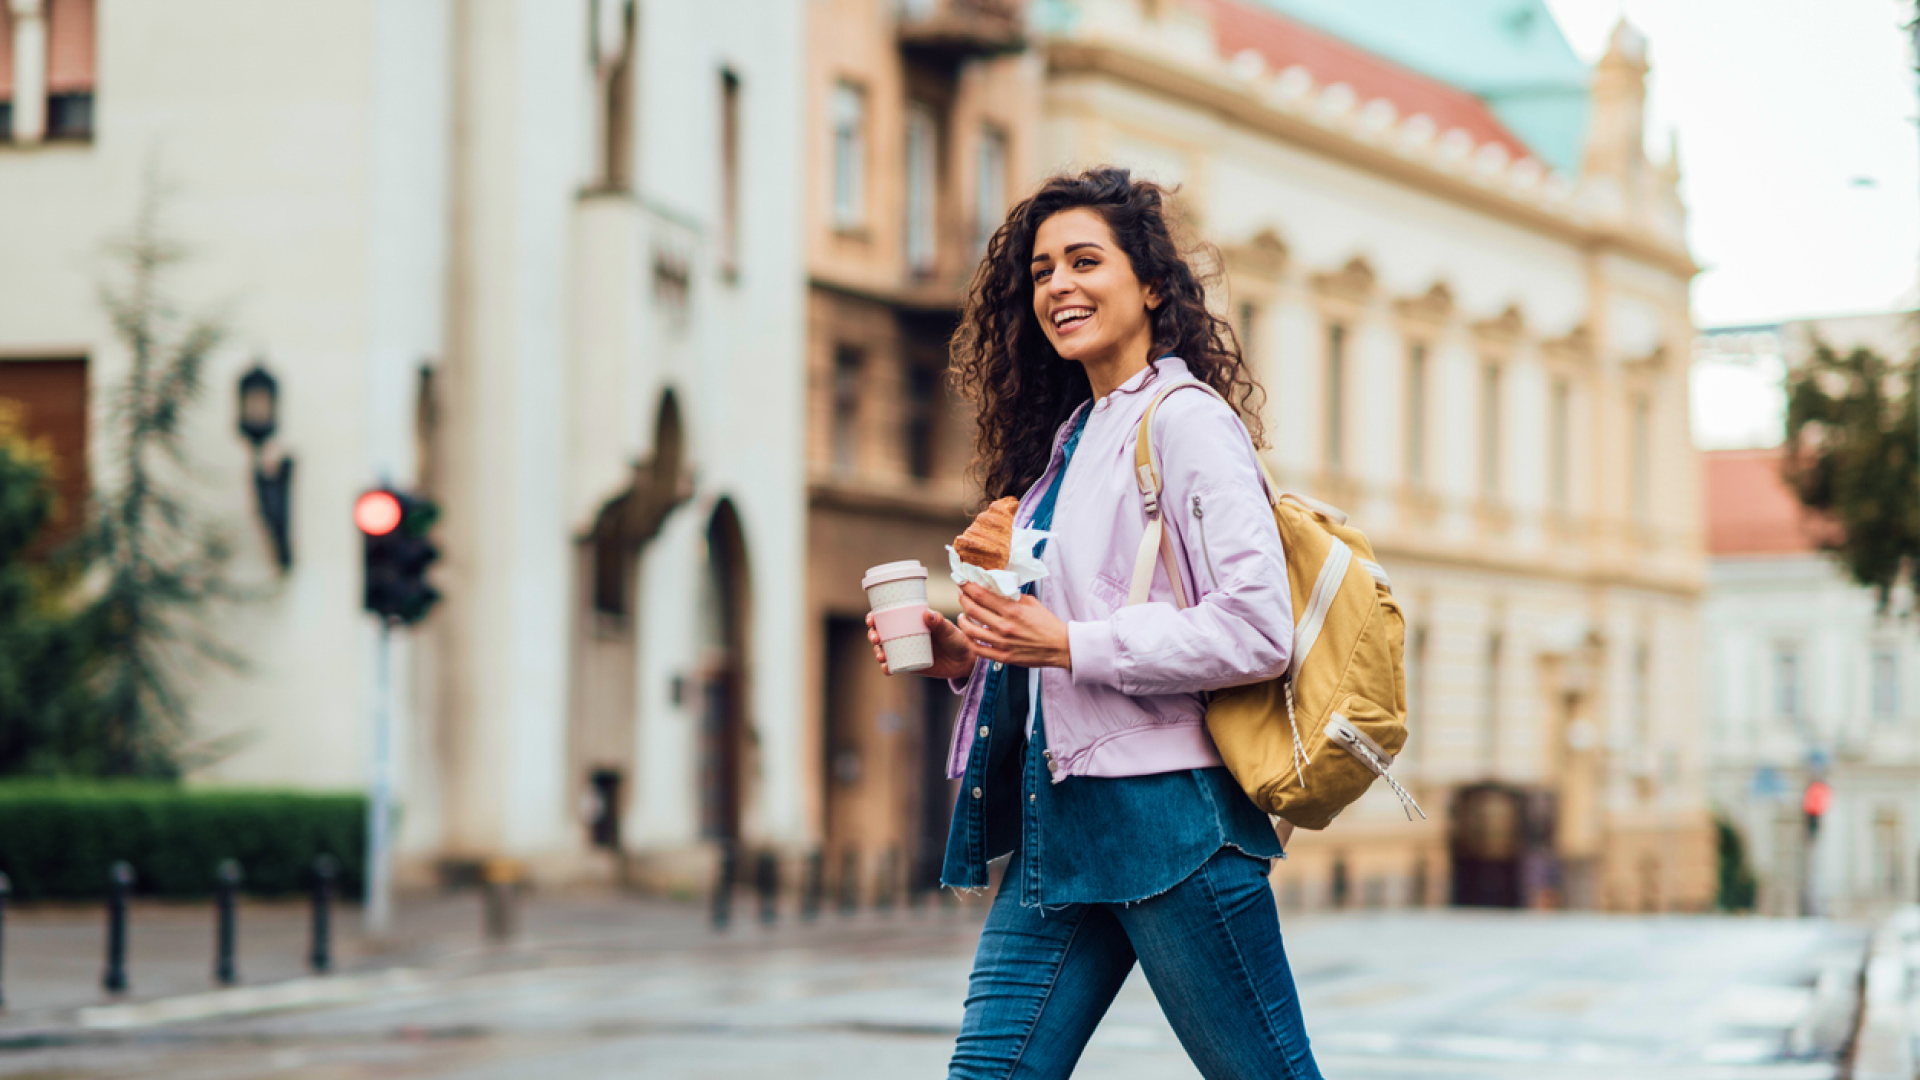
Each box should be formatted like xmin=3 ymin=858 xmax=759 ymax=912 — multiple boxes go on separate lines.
xmin=863 ymin=560 xmax=933 ymax=674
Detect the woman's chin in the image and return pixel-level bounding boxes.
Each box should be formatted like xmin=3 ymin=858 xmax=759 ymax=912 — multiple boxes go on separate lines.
xmin=1053 ymin=338 xmax=1101 ymax=366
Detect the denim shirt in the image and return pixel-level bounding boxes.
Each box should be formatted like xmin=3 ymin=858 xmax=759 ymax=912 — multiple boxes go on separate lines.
xmin=940 ymin=406 xmax=1283 ymax=906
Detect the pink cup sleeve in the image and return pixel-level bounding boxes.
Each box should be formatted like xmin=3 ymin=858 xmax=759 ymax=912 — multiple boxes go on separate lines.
xmin=872 ymin=604 xmax=930 ymax=640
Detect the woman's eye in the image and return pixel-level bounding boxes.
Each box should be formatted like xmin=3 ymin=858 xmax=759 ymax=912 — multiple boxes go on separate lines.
xmin=1033 ymin=268 xmax=1052 ymax=282
xmin=1074 ymin=257 xmax=1097 ymax=269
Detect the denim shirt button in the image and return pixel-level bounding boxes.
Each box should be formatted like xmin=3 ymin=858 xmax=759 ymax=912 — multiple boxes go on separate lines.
xmin=977 ymin=725 xmax=989 ymax=740
xmin=990 ymin=661 xmax=1003 ymax=672
xmin=971 ymin=787 xmax=983 ymax=799
xmin=1030 ymin=793 xmax=1037 ymax=803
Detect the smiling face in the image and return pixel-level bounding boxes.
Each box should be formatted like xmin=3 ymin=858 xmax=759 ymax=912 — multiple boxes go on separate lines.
xmin=1030 ymin=207 xmax=1160 ymax=373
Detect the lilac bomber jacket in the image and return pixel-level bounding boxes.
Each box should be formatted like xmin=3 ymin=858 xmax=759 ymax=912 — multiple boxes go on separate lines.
xmin=944 ymin=357 xmax=1294 ymax=782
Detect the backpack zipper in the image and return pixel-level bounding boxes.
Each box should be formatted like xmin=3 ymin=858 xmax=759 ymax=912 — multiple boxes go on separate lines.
xmin=1190 ymin=493 xmax=1221 ymax=592
xmin=1326 ymin=714 xmax=1427 ymax=821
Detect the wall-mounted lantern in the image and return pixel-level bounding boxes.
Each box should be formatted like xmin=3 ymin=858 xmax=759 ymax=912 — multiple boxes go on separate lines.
xmin=237 ymin=362 xmax=294 ymax=571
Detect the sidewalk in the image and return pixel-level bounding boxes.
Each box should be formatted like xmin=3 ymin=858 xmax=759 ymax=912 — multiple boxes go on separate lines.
xmin=0 ymin=887 xmax=987 ymax=1042
xmin=1850 ymin=904 xmax=1919 ymax=1080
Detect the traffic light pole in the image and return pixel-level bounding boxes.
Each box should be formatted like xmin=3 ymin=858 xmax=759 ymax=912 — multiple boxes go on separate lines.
xmin=367 ymin=621 xmax=395 ymax=935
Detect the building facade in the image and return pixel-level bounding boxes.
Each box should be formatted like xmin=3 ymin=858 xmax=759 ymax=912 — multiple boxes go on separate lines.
xmin=0 ymin=0 xmax=809 ymax=886
xmin=1 ymin=0 xmax=1717 ymax=911
xmin=1025 ymin=0 xmax=1712 ymax=911
xmin=801 ymin=0 xmax=1042 ymax=898
xmin=1702 ymin=313 xmax=1920 ymax=919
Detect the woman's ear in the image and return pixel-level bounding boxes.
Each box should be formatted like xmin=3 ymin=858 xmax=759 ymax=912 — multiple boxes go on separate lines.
xmin=1144 ymin=283 xmax=1162 ymax=311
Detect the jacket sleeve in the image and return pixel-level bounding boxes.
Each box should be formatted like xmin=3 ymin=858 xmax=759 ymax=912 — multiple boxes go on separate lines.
xmin=1066 ymin=390 xmax=1292 ymax=697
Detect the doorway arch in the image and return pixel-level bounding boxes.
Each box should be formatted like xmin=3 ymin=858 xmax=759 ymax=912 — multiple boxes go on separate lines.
xmin=698 ymin=498 xmax=752 ymax=842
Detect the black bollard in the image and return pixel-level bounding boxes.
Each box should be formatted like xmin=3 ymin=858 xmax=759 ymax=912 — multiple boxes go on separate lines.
xmin=214 ymin=859 xmax=242 ymax=986
xmin=710 ymin=844 xmax=737 ymax=931
xmin=837 ymin=848 xmax=861 ymax=916
xmin=309 ymin=855 xmax=337 ymax=975
xmin=0 ymin=870 xmax=10 ymax=1009
xmin=800 ymin=850 xmax=824 ymax=923
xmin=875 ymin=848 xmax=899 ymax=914
xmin=755 ymin=852 xmax=779 ymax=926
xmin=103 ymin=861 xmax=134 ymax=994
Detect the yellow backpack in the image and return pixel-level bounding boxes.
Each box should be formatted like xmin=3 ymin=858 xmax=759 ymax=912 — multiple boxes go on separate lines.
xmin=1129 ymin=382 xmax=1424 ymax=830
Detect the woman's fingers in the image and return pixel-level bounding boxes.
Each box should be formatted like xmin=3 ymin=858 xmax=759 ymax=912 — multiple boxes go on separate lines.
xmin=957 ymin=591 xmax=1007 ymax=639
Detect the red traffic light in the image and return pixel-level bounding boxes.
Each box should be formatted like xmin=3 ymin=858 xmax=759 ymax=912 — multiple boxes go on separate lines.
xmin=1803 ymin=780 xmax=1832 ymax=818
xmin=354 ymin=490 xmax=403 ymax=537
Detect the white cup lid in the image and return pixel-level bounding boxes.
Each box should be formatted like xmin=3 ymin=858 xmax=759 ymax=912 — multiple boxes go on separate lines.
xmin=862 ymin=560 xmax=928 ymax=590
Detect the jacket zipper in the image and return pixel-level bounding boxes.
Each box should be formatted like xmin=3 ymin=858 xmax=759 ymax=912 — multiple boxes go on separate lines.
xmin=1191 ymin=493 xmax=1221 ymax=592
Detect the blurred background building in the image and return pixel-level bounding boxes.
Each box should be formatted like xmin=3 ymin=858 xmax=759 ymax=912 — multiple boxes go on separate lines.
xmin=0 ymin=0 xmax=1715 ymax=910
xmin=1037 ymin=0 xmax=1710 ymax=911
xmin=1701 ymin=314 xmax=1920 ymax=920
xmin=0 ymin=0 xmax=811 ymax=888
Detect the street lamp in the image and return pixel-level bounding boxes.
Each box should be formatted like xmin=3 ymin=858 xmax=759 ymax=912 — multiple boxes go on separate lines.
xmin=237 ymin=361 xmax=294 ymax=571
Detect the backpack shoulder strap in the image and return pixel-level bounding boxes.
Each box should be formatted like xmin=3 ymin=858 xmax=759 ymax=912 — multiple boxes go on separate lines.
xmin=1127 ymin=380 xmax=1268 ymax=607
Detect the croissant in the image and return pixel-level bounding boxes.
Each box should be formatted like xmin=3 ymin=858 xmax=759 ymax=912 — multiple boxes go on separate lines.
xmin=953 ymin=497 xmax=1019 ymax=570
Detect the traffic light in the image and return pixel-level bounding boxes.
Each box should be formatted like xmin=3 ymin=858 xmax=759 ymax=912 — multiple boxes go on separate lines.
xmin=355 ymin=487 xmax=440 ymax=624
xmin=1802 ymin=779 xmax=1832 ymax=836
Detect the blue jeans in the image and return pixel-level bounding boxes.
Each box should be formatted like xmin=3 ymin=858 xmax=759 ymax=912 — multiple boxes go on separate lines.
xmin=949 ymin=847 xmax=1322 ymax=1079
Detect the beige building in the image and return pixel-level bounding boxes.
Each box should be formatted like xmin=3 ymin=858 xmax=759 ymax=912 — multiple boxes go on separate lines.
xmin=1025 ymin=0 xmax=1713 ymax=911
xmin=802 ymin=0 xmax=1037 ymax=897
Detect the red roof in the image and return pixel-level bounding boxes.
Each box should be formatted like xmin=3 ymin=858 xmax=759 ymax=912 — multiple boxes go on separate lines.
xmin=1704 ymin=448 xmax=1839 ymax=556
xmin=1189 ymin=0 xmax=1537 ymax=165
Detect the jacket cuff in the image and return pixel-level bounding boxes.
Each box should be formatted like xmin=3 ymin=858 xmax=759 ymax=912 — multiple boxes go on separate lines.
xmin=1068 ymin=620 xmax=1120 ymax=688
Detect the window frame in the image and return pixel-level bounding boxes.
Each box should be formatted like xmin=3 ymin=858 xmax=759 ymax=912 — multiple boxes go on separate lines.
xmin=903 ymin=100 xmax=938 ymax=277
xmin=829 ymin=81 xmax=868 ymax=230
xmin=1325 ymin=322 xmax=1346 ymax=471
xmin=974 ymin=123 xmax=1009 ymax=257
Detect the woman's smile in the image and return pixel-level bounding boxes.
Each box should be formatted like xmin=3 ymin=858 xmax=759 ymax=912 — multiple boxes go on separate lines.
xmin=1051 ymin=305 xmax=1095 ymax=335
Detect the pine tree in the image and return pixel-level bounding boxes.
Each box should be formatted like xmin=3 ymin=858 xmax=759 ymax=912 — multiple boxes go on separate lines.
xmin=1780 ymin=339 xmax=1920 ymax=612
xmin=78 ymin=186 xmax=245 ymax=778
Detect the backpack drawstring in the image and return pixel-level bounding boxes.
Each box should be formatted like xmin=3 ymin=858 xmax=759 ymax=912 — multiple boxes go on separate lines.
xmin=1284 ymin=679 xmax=1311 ymax=789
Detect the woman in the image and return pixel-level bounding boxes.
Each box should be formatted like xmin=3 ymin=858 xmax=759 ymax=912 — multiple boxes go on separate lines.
xmin=865 ymin=167 xmax=1320 ymax=1079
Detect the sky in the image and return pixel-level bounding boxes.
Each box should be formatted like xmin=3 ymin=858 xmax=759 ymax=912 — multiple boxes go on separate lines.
xmin=1540 ymin=0 xmax=1918 ymax=448
xmin=1543 ymin=0 xmax=1919 ymax=328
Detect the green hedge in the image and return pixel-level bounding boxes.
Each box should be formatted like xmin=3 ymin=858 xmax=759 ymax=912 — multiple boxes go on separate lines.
xmin=0 ymin=782 xmax=366 ymax=900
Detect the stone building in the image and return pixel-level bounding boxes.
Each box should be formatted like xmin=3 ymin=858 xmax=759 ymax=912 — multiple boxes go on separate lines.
xmin=1701 ymin=313 xmax=1920 ymax=919
xmin=802 ymin=0 xmax=1038 ymax=897
xmin=0 ymin=0 xmax=810 ymax=887
xmin=1027 ymin=0 xmax=1712 ymax=910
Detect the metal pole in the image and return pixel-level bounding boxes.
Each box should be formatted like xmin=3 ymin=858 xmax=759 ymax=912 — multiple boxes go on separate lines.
xmin=755 ymin=851 xmax=779 ymax=926
xmin=800 ymin=849 xmax=823 ymax=922
xmin=711 ymin=843 xmax=737 ymax=931
xmin=367 ymin=621 xmax=394 ymax=935
xmin=103 ymin=861 xmax=134 ymax=994
xmin=214 ymin=859 xmax=242 ymax=986
xmin=838 ymin=848 xmax=860 ymax=916
xmin=0 ymin=871 xmax=11 ymax=1008
xmin=310 ymin=855 xmax=336 ymax=974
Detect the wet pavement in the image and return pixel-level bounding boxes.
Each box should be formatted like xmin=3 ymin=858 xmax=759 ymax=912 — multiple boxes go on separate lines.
xmin=0 ymin=894 xmax=1871 ymax=1079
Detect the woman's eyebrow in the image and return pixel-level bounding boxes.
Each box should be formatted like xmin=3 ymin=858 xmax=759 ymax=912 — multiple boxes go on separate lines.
xmin=1032 ymin=241 xmax=1106 ymax=265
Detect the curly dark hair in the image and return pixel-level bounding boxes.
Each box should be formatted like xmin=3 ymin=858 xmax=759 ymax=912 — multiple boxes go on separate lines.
xmin=950 ymin=166 xmax=1267 ymax=502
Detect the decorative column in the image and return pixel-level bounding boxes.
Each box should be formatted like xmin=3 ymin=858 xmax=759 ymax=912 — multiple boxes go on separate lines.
xmin=8 ymin=0 xmax=46 ymax=145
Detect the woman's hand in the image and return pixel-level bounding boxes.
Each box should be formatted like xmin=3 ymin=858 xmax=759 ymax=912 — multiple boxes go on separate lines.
xmin=956 ymin=583 xmax=1073 ymax=671
xmin=865 ymin=607 xmax=977 ymax=681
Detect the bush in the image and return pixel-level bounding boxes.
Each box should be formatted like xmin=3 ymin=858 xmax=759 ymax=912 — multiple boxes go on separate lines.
xmin=1716 ymin=814 xmax=1758 ymax=913
xmin=0 ymin=782 xmax=365 ymax=900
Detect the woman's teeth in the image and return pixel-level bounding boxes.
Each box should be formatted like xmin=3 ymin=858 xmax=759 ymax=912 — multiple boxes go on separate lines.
xmin=1053 ymin=307 xmax=1093 ymax=331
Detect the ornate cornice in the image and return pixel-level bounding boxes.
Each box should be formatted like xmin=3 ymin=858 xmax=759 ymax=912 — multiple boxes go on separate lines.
xmin=1044 ymin=39 xmax=1699 ymax=281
